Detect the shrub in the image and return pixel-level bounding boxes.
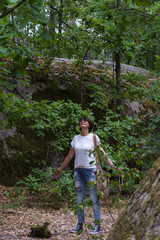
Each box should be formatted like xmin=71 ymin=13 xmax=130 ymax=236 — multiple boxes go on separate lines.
xmin=6 ymin=167 xmax=75 ymax=208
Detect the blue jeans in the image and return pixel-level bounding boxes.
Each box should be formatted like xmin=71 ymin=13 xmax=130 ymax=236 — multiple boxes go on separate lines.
xmin=74 ymin=168 xmax=101 ymax=224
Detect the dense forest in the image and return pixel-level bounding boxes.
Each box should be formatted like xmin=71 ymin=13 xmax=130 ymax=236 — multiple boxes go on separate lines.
xmin=0 ymin=0 xmax=160 ymax=212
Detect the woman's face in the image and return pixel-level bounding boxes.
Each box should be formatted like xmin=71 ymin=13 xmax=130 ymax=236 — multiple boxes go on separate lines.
xmin=79 ymin=119 xmax=90 ymax=130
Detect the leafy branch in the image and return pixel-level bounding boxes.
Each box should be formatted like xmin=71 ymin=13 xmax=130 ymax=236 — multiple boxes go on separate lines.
xmin=0 ymin=0 xmax=26 ymax=19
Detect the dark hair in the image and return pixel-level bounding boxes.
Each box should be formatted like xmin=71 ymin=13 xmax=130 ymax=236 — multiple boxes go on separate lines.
xmin=79 ymin=117 xmax=93 ymax=133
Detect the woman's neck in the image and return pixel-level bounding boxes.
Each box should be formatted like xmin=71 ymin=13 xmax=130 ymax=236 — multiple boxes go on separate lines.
xmin=81 ymin=129 xmax=90 ymax=136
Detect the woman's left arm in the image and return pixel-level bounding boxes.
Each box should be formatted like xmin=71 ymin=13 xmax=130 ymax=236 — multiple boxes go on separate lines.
xmin=98 ymin=145 xmax=114 ymax=170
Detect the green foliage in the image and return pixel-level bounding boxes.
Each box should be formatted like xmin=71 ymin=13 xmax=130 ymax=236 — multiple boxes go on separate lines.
xmin=1 ymin=92 xmax=93 ymax=151
xmin=92 ymin=234 xmax=105 ymax=240
xmin=59 ymin=170 xmax=76 ymax=202
xmin=17 ymin=174 xmax=42 ymax=194
xmin=1 ymin=69 xmax=159 ymax=197
xmin=87 ymin=75 xmax=160 ymax=194
xmin=0 ymin=221 xmax=4 ymax=226
xmin=0 ymin=0 xmax=159 ymax=86
xmin=7 ymin=168 xmax=76 ymax=208
xmin=0 ymin=0 xmax=160 ymax=214
xmin=154 ymin=55 xmax=160 ymax=75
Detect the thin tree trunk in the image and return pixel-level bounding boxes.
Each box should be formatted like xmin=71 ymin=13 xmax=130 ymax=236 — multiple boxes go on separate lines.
xmin=33 ymin=24 xmax=36 ymax=51
xmin=58 ymin=0 xmax=63 ymax=57
xmin=80 ymin=47 xmax=90 ymax=107
xmin=115 ymin=0 xmax=122 ymax=113
xmin=117 ymin=0 xmax=121 ymax=9
xmin=58 ymin=8 xmax=62 ymax=34
xmin=49 ymin=1 xmax=55 ymax=52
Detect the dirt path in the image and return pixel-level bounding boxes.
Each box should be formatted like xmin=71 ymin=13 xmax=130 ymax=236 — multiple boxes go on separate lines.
xmin=0 ymin=185 xmax=120 ymax=240
xmin=0 ymin=207 xmax=120 ymax=240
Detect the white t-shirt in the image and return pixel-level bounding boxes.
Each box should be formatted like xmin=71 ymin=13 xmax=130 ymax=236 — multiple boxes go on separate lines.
xmin=71 ymin=133 xmax=100 ymax=169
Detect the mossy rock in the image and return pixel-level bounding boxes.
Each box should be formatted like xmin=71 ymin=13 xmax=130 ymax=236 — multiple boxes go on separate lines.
xmin=0 ymin=126 xmax=47 ymax=186
xmin=28 ymin=222 xmax=52 ymax=238
xmin=107 ymin=158 xmax=160 ymax=240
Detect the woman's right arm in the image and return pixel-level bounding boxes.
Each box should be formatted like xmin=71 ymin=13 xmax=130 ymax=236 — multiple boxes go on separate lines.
xmin=54 ymin=147 xmax=75 ymax=178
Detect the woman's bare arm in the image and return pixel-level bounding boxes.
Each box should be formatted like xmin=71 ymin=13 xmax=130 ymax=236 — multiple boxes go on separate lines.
xmin=99 ymin=145 xmax=114 ymax=170
xmin=54 ymin=147 xmax=75 ymax=178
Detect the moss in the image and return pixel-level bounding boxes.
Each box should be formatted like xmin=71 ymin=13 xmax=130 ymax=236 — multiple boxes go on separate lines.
xmin=28 ymin=222 xmax=52 ymax=238
xmin=107 ymin=158 xmax=160 ymax=240
xmin=30 ymin=60 xmax=109 ymax=105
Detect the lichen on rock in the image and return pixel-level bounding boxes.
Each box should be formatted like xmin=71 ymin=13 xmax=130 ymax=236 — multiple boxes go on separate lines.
xmin=106 ymin=158 xmax=160 ymax=240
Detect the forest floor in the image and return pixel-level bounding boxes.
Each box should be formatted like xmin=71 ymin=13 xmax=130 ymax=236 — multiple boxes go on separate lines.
xmin=0 ymin=185 xmax=126 ymax=240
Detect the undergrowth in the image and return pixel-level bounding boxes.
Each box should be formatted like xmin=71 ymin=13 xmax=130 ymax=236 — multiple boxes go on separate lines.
xmin=5 ymin=168 xmax=76 ymax=209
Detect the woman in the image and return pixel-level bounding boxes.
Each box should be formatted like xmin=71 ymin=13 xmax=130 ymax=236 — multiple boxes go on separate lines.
xmin=54 ymin=117 xmax=114 ymax=235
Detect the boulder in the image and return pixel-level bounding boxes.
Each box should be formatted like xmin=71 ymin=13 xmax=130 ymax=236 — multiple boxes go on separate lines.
xmin=106 ymin=158 xmax=160 ymax=240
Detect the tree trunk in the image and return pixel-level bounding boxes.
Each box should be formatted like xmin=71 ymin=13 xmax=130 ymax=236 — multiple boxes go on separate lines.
xmin=115 ymin=0 xmax=122 ymax=112
xmin=117 ymin=0 xmax=121 ymax=9
xmin=58 ymin=3 xmax=62 ymax=35
xmin=49 ymin=1 xmax=55 ymax=53
xmin=107 ymin=158 xmax=160 ymax=240
xmin=58 ymin=0 xmax=63 ymax=57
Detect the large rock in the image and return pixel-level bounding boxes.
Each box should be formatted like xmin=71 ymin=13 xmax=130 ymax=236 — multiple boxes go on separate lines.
xmin=107 ymin=158 xmax=160 ymax=240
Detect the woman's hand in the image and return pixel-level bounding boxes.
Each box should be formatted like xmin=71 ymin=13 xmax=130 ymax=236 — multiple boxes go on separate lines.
xmin=53 ymin=147 xmax=75 ymax=179
xmin=54 ymin=168 xmax=62 ymax=179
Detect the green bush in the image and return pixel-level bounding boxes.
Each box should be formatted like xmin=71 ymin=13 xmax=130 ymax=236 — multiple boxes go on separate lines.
xmin=88 ymin=77 xmax=159 ymax=194
xmin=1 ymin=92 xmax=93 ymax=151
xmin=6 ymin=168 xmax=75 ymax=208
xmin=1 ymin=72 xmax=160 ymax=198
